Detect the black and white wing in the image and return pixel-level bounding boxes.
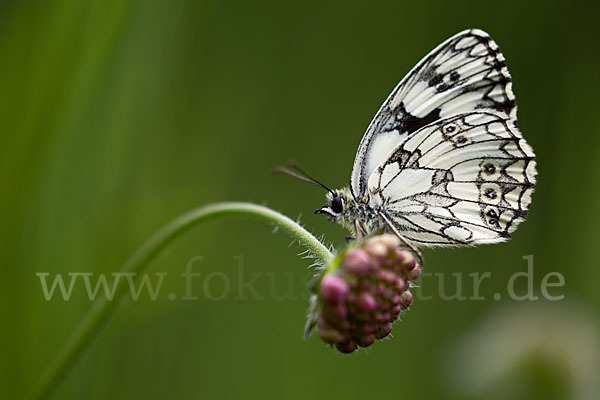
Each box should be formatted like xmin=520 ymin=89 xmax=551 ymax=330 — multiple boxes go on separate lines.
xmin=368 ymin=112 xmax=536 ymax=246
xmin=351 ymin=29 xmax=517 ymax=198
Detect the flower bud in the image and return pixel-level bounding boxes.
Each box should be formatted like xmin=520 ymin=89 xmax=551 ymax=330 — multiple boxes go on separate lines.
xmin=320 ymin=274 xmax=349 ymax=303
xmin=342 ymin=249 xmax=372 ymax=275
xmin=313 ymin=234 xmax=422 ymax=354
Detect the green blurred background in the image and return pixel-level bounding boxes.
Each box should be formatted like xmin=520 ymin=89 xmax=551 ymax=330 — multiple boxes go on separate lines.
xmin=2 ymin=0 xmax=599 ymax=399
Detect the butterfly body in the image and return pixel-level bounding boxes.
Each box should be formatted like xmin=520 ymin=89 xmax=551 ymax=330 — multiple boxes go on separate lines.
xmin=317 ymin=29 xmax=536 ymax=249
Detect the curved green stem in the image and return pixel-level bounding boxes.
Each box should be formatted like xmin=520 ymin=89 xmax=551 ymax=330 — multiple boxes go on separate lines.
xmin=31 ymin=202 xmax=333 ymax=399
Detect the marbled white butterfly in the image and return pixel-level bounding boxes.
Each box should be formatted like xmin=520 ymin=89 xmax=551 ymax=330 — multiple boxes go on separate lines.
xmin=278 ymin=29 xmax=536 ymax=261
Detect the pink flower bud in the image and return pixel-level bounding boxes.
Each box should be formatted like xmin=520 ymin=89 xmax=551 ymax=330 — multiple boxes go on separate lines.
xmin=357 ymin=293 xmax=377 ymax=311
xmin=401 ymin=290 xmax=413 ymax=308
xmin=320 ymin=274 xmax=349 ymax=303
xmin=399 ymin=251 xmax=416 ymax=272
xmin=407 ymin=265 xmax=421 ymax=281
xmin=356 ymin=335 xmax=375 ymax=348
xmin=335 ymin=340 xmax=358 ymax=354
xmin=342 ymin=249 xmax=372 ymax=275
xmin=365 ymin=241 xmax=388 ymax=258
xmin=313 ymin=234 xmax=422 ymax=354
xmin=375 ymin=323 xmax=393 ymax=339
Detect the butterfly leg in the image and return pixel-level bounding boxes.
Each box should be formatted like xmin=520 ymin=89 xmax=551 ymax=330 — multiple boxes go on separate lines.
xmin=353 ymin=220 xmax=367 ymax=241
xmin=378 ymin=212 xmax=424 ymax=266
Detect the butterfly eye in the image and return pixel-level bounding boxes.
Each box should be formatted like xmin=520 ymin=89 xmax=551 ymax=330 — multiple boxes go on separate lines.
xmin=331 ymin=195 xmax=344 ymax=213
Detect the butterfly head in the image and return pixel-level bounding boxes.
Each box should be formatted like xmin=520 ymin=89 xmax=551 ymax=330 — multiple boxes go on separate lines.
xmin=314 ymin=187 xmax=353 ymax=222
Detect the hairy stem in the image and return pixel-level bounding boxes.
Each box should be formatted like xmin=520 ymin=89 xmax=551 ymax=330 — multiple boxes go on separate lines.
xmin=31 ymin=202 xmax=332 ymax=399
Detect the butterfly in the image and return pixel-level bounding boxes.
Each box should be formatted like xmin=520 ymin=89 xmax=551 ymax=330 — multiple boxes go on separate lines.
xmin=277 ymin=29 xmax=536 ymax=262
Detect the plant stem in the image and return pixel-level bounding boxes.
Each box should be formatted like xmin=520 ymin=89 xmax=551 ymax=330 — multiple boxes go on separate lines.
xmin=30 ymin=202 xmax=333 ymax=399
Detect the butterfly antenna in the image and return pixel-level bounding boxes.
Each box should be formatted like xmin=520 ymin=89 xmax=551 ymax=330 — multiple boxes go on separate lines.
xmin=284 ymin=159 xmax=319 ymax=181
xmin=272 ymin=159 xmax=333 ymax=193
xmin=285 ymin=159 xmax=335 ymax=192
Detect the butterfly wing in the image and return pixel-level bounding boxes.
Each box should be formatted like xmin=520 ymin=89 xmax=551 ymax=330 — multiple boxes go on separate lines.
xmin=367 ymin=112 xmax=536 ymax=246
xmin=351 ymin=29 xmax=516 ymax=198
